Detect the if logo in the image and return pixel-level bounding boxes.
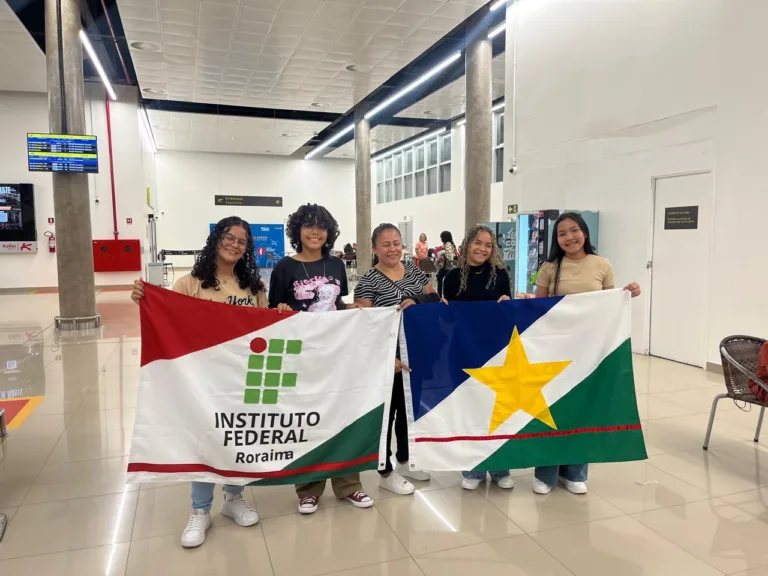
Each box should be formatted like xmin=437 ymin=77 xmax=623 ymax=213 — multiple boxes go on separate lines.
xmin=245 ymin=337 xmax=302 ymax=404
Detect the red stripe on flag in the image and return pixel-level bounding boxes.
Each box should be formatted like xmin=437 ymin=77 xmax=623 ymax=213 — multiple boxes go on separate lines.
xmin=140 ymin=283 xmax=297 ymax=365
xmin=415 ymin=424 xmax=642 ymax=443
xmin=127 ymin=453 xmax=378 ymax=478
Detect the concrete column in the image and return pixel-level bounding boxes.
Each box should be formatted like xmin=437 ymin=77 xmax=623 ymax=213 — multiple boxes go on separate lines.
xmin=354 ymin=113 xmax=372 ymax=275
xmin=464 ymin=30 xmax=493 ymax=230
xmin=45 ymin=0 xmax=100 ymax=329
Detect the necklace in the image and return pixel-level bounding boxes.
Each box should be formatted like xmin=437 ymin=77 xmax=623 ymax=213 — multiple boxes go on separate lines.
xmin=300 ymin=257 xmax=326 ymax=280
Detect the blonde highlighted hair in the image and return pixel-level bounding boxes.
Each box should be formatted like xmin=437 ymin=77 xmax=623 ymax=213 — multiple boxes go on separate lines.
xmin=456 ymin=225 xmax=511 ymax=296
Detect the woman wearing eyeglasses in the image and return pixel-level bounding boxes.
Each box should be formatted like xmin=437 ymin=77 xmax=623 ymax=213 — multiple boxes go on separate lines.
xmin=131 ymin=216 xmax=265 ymax=549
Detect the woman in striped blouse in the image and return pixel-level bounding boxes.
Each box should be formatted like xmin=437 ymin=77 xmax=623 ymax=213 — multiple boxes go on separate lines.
xmin=355 ymin=223 xmax=439 ymax=495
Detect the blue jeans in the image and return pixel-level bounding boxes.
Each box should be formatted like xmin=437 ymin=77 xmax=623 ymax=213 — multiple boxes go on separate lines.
xmin=534 ymin=464 xmax=588 ymax=486
xmin=463 ymin=470 xmax=510 ymax=481
xmin=190 ymin=482 xmax=243 ymax=512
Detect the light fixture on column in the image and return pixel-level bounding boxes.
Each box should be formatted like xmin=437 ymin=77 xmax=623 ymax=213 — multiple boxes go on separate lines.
xmin=488 ymin=22 xmax=506 ymax=39
xmin=364 ymin=51 xmax=462 ymax=121
xmin=79 ymin=30 xmax=117 ymax=101
xmin=490 ymin=0 xmax=506 ymax=11
xmin=305 ymin=124 xmax=355 ymax=159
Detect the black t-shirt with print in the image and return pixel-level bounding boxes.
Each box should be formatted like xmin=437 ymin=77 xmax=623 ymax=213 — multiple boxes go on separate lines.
xmin=268 ymin=256 xmax=348 ymax=312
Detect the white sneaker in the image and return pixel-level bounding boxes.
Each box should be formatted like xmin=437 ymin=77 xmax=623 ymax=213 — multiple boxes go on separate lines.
xmin=560 ymin=477 xmax=588 ymax=494
xmin=181 ymin=509 xmax=212 ymax=548
xmin=380 ymin=471 xmax=415 ymax=495
xmin=221 ymin=492 xmax=260 ymax=526
xmin=396 ymin=462 xmax=430 ymax=481
xmin=495 ymin=475 xmax=515 ymax=489
xmin=532 ymin=479 xmax=552 ymax=494
xmin=461 ymin=477 xmax=483 ymax=490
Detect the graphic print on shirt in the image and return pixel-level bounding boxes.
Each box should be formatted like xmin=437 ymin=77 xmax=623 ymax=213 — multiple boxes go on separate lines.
xmin=292 ymin=276 xmax=341 ymax=311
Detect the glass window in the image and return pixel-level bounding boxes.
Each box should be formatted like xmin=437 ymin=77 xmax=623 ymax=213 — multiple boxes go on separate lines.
xmin=394 ymin=177 xmax=403 ymax=201
xmin=427 ymin=138 xmax=438 ymax=166
xmin=376 ymin=182 xmax=384 ymax=204
xmin=384 ymin=157 xmax=392 ymax=180
xmin=440 ymin=134 xmax=451 ymax=163
xmin=439 ymin=164 xmax=451 ymax=192
xmin=415 ymin=144 xmax=425 ymax=170
xmin=427 ymin=167 xmax=438 ymax=195
xmin=415 ymin=171 xmax=425 ymax=197
xmin=495 ymin=113 xmax=505 ymax=147
xmin=385 ymin=180 xmax=393 ymax=203
xmin=494 ymin=148 xmax=504 ymax=183
xmin=394 ymin=152 xmax=402 ymax=177
xmin=404 ymin=174 xmax=413 ymax=199
xmin=404 ymin=148 xmax=413 ymax=173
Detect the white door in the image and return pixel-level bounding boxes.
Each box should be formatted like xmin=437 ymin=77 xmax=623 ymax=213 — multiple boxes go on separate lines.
xmin=649 ymin=172 xmax=713 ymax=367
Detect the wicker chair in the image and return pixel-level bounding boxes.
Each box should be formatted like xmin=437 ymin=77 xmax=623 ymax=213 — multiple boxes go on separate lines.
xmin=703 ymin=335 xmax=768 ymax=449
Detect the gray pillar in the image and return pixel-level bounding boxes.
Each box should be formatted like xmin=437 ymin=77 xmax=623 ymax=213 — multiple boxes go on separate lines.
xmin=354 ymin=114 xmax=372 ymax=276
xmin=464 ymin=30 xmax=493 ymax=230
xmin=45 ymin=0 xmax=100 ymax=330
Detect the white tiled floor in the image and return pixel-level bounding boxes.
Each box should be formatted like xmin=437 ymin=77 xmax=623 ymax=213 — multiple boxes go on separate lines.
xmin=1 ymin=291 xmax=768 ymax=575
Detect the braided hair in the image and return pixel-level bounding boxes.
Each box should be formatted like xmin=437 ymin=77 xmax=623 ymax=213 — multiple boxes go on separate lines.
xmin=192 ymin=216 xmax=263 ymax=294
xmin=456 ymin=225 xmax=511 ymax=296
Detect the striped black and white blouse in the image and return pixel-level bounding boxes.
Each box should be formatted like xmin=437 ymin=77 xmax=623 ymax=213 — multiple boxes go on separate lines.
xmin=354 ymin=262 xmax=429 ymax=308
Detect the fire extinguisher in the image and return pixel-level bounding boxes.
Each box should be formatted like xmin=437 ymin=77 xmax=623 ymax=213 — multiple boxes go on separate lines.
xmin=44 ymin=231 xmax=56 ymax=253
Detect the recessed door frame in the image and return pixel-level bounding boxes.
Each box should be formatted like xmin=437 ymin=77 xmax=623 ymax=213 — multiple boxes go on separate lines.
xmin=644 ymin=169 xmax=714 ymax=367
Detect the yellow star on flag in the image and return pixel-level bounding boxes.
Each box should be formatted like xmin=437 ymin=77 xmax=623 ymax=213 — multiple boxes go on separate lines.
xmin=464 ymin=327 xmax=572 ymax=434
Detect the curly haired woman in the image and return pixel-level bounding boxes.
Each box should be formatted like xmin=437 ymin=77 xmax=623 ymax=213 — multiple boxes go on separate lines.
xmin=131 ymin=216 xmax=265 ymax=548
xmin=442 ymin=225 xmax=516 ymax=490
xmin=268 ymin=204 xmax=374 ymax=514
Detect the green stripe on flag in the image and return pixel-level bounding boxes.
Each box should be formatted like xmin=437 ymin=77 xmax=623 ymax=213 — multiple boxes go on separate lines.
xmin=475 ymin=339 xmax=646 ymax=471
xmin=249 ymin=404 xmax=385 ymax=486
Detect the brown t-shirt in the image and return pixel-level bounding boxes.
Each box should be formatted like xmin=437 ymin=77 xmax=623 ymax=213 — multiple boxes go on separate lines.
xmin=536 ymin=255 xmax=614 ymax=296
xmin=172 ymin=274 xmax=267 ymax=308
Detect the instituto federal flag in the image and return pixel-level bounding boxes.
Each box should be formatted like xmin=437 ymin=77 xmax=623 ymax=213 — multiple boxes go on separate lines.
xmin=127 ymin=284 xmax=400 ymax=486
xmin=400 ymin=289 xmax=647 ymax=472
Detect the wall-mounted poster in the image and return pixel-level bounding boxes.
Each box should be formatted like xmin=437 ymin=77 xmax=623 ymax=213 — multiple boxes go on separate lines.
xmin=0 ymin=184 xmax=37 ymax=253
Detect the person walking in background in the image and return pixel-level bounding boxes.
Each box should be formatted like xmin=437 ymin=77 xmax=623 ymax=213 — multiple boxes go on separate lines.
xmin=354 ymin=223 xmax=438 ymax=495
xmin=442 ymin=225 xmax=516 ymax=491
xmin=532 ymin=211 xmax=641 ymax=496
xmin=414 ymin=233 xmax=429 ymax=264
xmin=435 ymin=230 xmax=458 ymax=296
xmin=130 ymin=216 xmax=264 ymax=549
xmin=269 ymin=204 xmax=373 ymax=513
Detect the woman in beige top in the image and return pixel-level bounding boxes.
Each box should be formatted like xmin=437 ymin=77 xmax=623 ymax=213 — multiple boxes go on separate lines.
xmin=533 ymin=212 xmax=640 ymax=496
xmin=130 ymin=216 xmax=266 ymax=549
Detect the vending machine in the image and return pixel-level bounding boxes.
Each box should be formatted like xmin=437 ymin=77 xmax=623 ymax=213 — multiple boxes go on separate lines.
xmin=514 ymin=210 xmax=599 ymax=298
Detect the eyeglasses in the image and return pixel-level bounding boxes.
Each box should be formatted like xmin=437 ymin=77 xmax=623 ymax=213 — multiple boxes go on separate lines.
xmin=222 ymin=233 xmax=247 ymax=248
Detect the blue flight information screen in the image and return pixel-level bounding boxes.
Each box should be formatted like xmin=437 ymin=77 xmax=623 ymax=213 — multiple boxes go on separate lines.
xmin=27 ymin=133 xmax=99 ymax=173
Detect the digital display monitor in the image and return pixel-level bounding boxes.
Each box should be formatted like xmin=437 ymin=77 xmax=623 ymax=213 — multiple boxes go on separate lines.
xmin=27 ymin=133 xmax=99 ymax=173
xmin=0 ymin=184 xmax=35 ymax=240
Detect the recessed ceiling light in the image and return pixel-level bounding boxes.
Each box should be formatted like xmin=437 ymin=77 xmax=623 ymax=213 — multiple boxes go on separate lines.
xmin=345 ymin=64 xmax=359 ymax=72
xmin=130 ymin=41 xmax=161 ymax=52
xmin=311 ymin=102 xmax=331 ymax=108
xmin=142 ymin=87 xmax=167 ymax=96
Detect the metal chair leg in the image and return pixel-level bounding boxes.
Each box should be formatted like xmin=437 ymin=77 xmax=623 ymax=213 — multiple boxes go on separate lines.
xmin=703 ymin=393 xmax=728 ymax=450
xmin=755 ymin=406 xmax=765 ymax=443
xmin=0 ymin=408 xmax=7 ymax=438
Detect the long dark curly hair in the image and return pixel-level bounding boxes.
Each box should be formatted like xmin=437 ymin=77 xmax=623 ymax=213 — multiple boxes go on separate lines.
xmin=286 ymin=204 xmax=340 ymax=255
xmin=456 ymin=225 xmax=511 ymax=296
xmin=191 ymin=216 xmax=263 ymax=294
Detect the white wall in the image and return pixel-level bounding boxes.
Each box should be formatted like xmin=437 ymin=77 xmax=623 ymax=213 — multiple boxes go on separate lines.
xmin=0 ymin=85 xmax=153 ymax=289
xmin=502 ymin=0 xmax=767 ymax=362
xmin=155 ymin=151 xmax=355 ymax=268
xmin=371 ymin=124 xmax=507 ymax=253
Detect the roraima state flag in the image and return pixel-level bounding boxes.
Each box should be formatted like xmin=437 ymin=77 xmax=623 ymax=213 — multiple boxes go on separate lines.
xmin=400 ymin=289 xmax=647 ymax=472
xmin=127 ymin=284 xmax=400 ymax=486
